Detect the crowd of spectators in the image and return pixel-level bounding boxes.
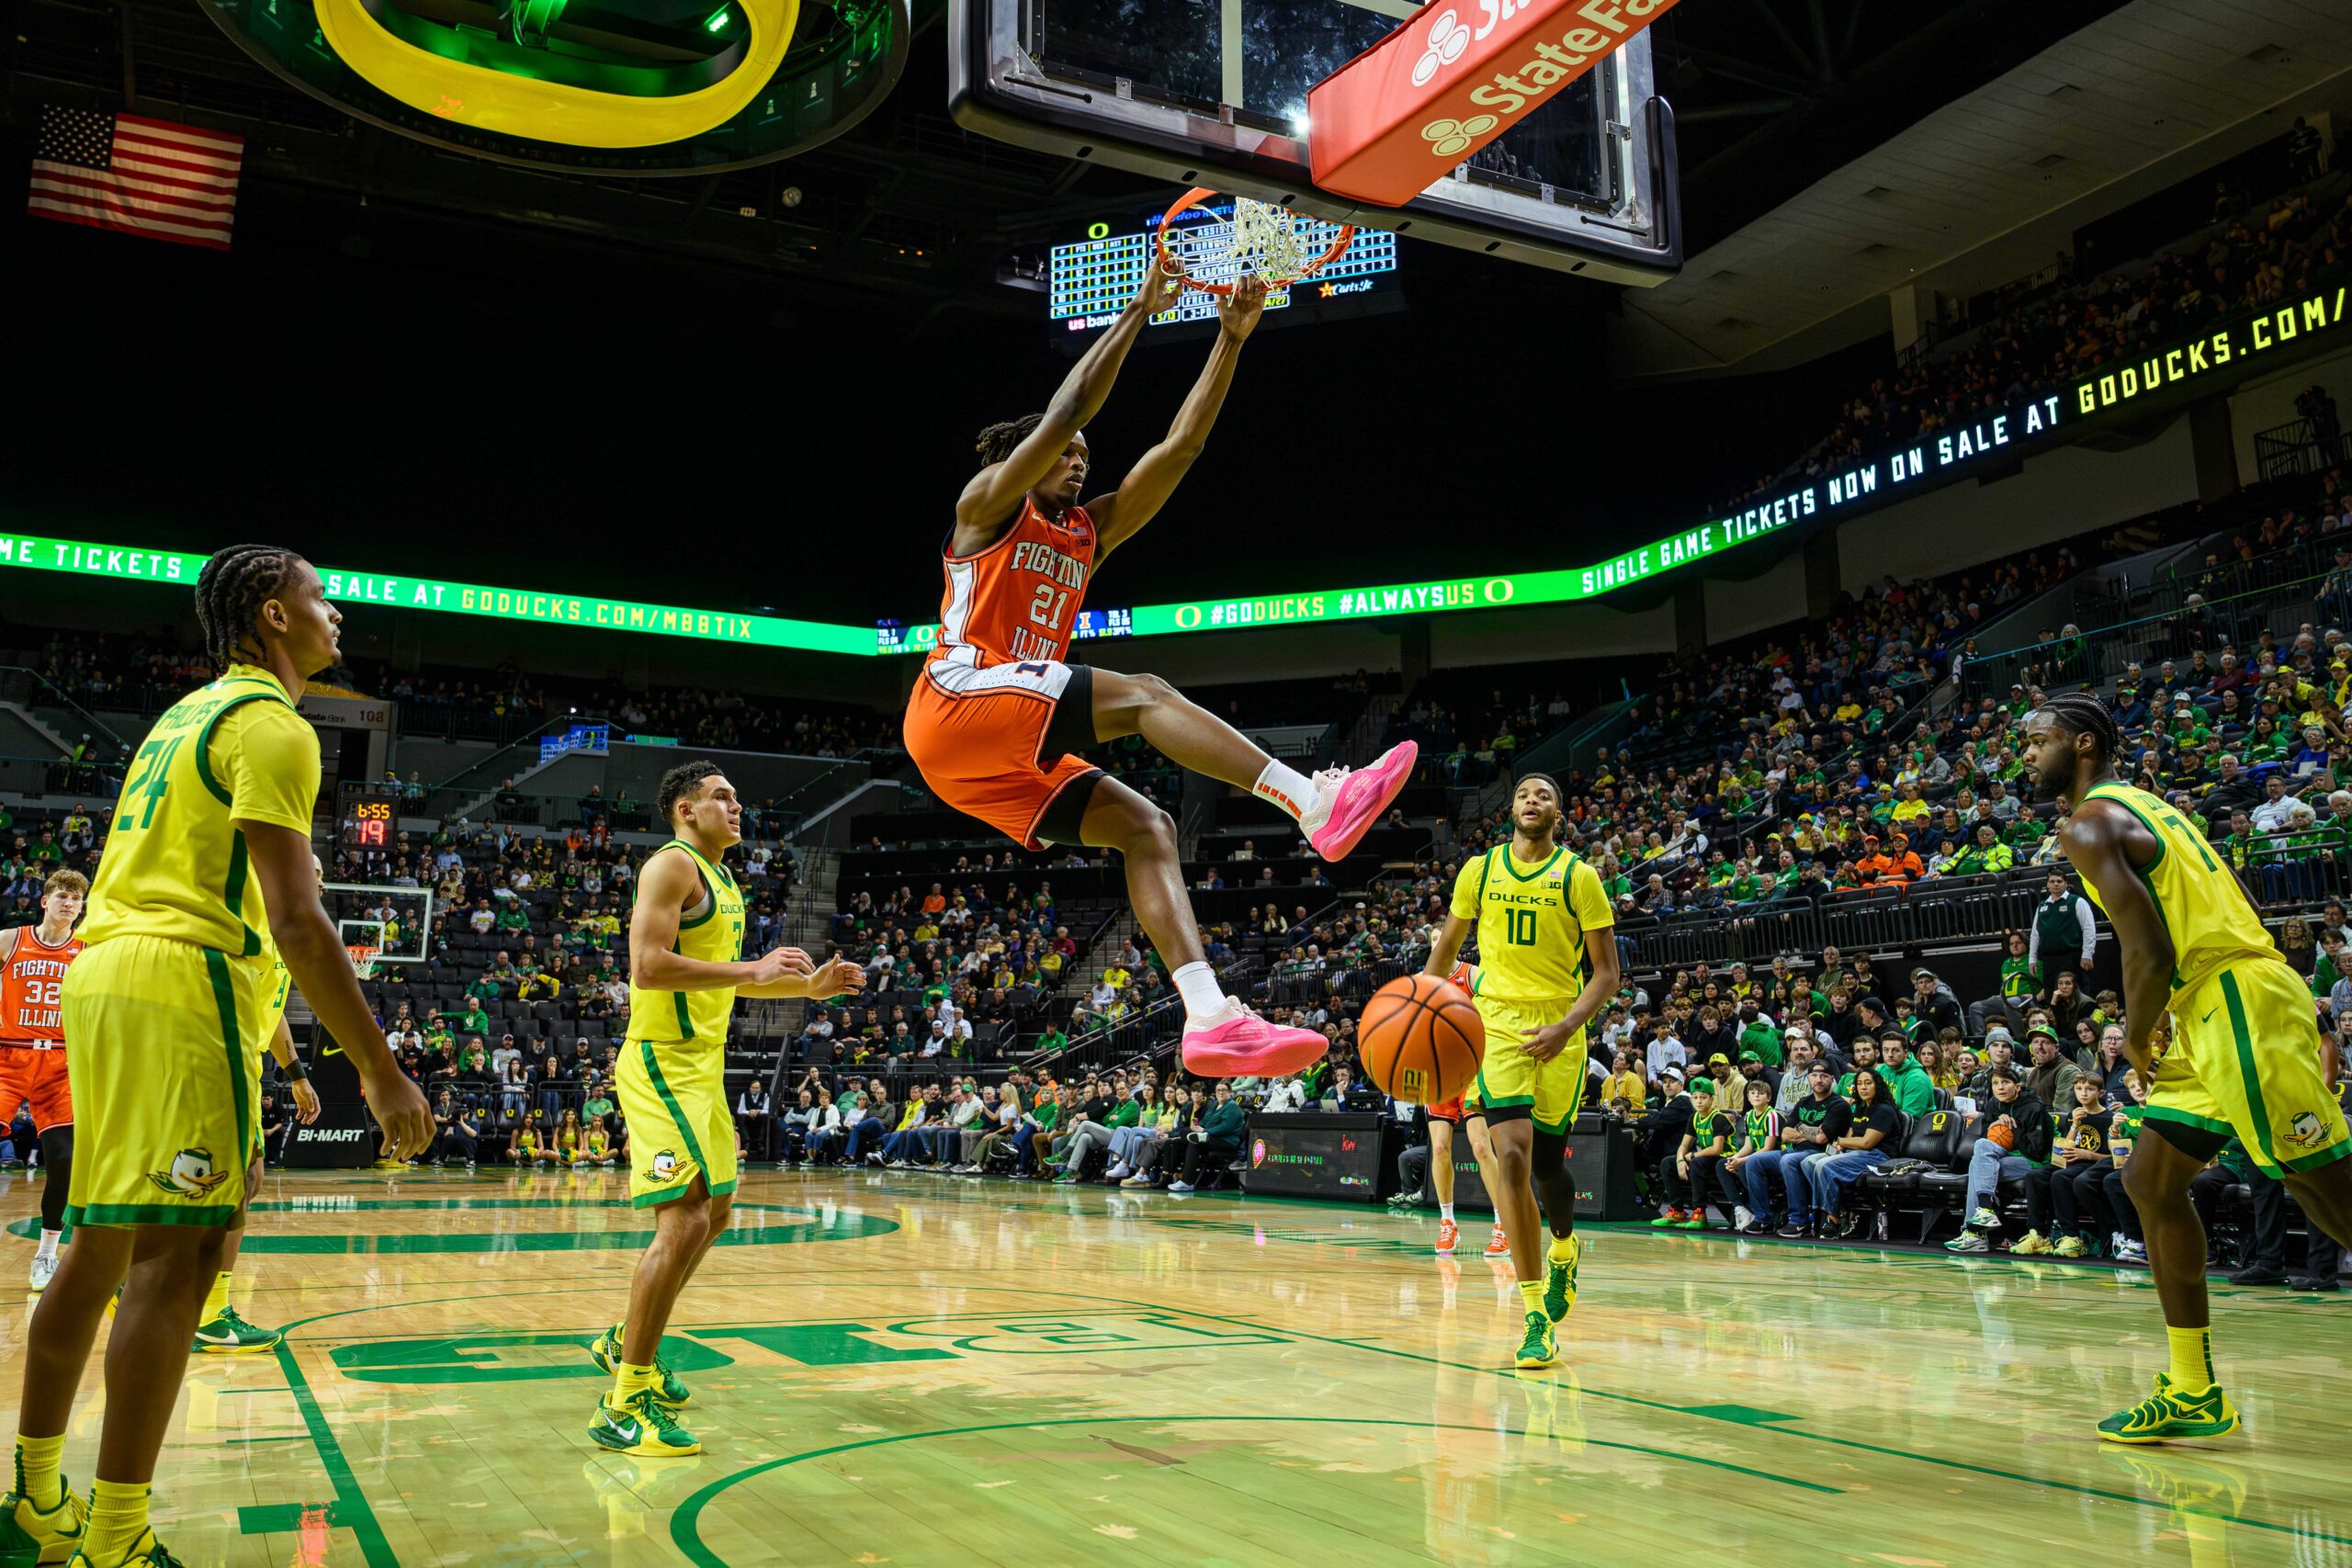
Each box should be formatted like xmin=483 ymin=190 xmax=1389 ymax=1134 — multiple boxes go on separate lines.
xmin=1723 ymin=139 xmax=2346 ymax=513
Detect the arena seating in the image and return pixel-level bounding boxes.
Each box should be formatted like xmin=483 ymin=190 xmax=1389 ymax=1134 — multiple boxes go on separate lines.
xmin=1723 ymin=160 xmax=2352 ymax=515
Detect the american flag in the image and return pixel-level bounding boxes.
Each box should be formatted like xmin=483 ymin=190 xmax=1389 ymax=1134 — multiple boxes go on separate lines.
xmin=28 ymin=106 xmax=243 ymax=251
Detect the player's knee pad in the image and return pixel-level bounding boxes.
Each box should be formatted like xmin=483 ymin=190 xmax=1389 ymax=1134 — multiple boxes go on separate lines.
xmin=38 ymin=1125 xmax=72 ymax=1172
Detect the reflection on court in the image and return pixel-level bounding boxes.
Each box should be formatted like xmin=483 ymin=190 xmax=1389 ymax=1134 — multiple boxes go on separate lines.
xmin=2 ymin=1165 xmax=2344 ymax=1566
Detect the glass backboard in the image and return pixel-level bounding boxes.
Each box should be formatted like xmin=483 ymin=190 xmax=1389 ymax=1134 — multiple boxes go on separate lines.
xmin=952 ymin=0 xmax=1679 ymax=283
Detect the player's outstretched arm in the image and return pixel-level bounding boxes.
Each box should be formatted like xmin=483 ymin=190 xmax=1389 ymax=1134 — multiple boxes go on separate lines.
xmin=956 ymin=257 xmax=1184 ymax=544
xmin=244 ymin=822 xmax=433 ymax=1158
xmin=629 ymin=848 xmax=811 ymax=993
xmin=741 ymin=953 xmax=868 ymax=1000
xmin=1094 ymin=276 xmax=1268 ymax=561
xmin=2057 ymin=804 xmax=2175 ymax=1076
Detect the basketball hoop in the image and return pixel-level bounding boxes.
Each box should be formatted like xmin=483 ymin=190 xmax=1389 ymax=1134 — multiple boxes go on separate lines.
xmin=346 ymin=944 xmax=381 ymax=982
xmin=1155 ymin=187 xmax=1354 ymax=296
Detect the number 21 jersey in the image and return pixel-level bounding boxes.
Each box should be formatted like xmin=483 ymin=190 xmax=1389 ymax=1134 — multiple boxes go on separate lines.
xmin=931 ymin=497 xmax=1096 ymax=673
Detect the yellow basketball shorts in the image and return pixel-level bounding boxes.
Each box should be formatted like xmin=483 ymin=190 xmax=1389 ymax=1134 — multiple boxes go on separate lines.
xmin=2153 ymin=960 xmax=2351 ymax=1179
xmin=61 ymin=934 xmax=266 ymax=1230
xmin=617 ymin=1034 xmax=738 ymax=1208
xmin=1463 ymin=994 xmax=1587 ymax=1135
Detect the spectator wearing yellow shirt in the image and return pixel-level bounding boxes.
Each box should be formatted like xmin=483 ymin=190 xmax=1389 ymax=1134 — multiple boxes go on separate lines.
xmin=1891 ymin=784 xmax=1931 ymax=827
xmin=1602 ymin=1051 xmax=1646 ymax=1112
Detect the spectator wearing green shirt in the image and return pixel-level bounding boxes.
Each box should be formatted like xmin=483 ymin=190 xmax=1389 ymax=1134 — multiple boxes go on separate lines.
xmin=1949 ymin=823 xmax=2014 ymax=876
xmin=1875 ymin=1032 xmax=1937 ymax=1117
xmin=1034 ymin=1024 xmax=1069 ymax=1057
xmin=1736 ymin=1007 xmax=1782 ymax=1067
xmin=1969 ymin=931 xmax=2038 ymax=1036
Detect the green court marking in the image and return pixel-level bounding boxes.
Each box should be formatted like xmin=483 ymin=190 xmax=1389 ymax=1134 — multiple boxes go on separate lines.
xmin=191 ymin=1185 xmax=2341 ymax=1558
xmin=332 ymin=1330 xmax=737 ymax=1385
xmin=1150 ymin=1297 xmax=2352 ymax=1547
xmin=666 ymin=1415 xmax=1842 ymax=1568
xmin=6 ymin=1200 xmax=896 ymax=1255
xmin=266 ymin=1342 xmax=397 ymax=1568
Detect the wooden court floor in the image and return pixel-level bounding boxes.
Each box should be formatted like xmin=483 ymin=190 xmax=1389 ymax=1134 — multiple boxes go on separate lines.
xmin=0 ymin=1164 xmax=2345 ymax=1568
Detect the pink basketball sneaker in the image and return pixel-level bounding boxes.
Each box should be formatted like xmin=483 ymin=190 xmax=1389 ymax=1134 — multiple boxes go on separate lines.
xmin=1305 ymin=742 xmax=1418 ymax=862
xmin=1181 ymin=1000 xmax=1330 ymax=1077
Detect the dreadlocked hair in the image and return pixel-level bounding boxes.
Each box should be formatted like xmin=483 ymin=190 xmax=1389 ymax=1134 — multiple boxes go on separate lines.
xmin=2036 ymin=691 xmax=2120 ymax=764
xmin=195 ymin=546 xmax=298 ymax=672
xmin=656 ymin=759 xmax=726 ymax=831
xmin=974 ymin=413 xmax=1046 ymax=468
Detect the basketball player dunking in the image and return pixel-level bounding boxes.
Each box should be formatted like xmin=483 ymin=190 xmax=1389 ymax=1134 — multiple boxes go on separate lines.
xmin=904 ymin=259 xmax=1416 ymax=1077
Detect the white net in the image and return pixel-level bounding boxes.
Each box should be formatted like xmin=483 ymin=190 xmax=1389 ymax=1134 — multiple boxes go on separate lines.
xmin=322 ymin=882 xmax=434 ymax=966
xmin=1162 ymin=196 xmax=1344 ymax=288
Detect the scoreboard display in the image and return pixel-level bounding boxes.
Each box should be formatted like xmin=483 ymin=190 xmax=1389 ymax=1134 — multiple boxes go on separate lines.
xmin=338 ymin=780 xmax=399 ymax=852
xmin=1047 ymin=200 xmax=1401 ymax=342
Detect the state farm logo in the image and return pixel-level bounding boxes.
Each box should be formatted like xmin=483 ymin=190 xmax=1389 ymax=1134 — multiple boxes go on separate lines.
xmin=1422 ymin=114 xmax=1498 ymax=157
xmin=1411 ymin=9 xmax=1472 ymax=86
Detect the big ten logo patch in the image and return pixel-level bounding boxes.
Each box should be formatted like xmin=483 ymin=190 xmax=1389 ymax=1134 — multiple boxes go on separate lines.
xmin=329 ymin=1312 xmax=1291 ymax=1384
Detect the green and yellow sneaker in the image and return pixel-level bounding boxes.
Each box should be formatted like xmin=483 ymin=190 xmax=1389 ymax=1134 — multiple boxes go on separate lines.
xmin=588 ymin=1390 xmax=701 ymax=1458
xmin=191 ymin=1306 xmax=283 ymax=1355
xmin=1512 ymin=1310 xmax=1558 ymax=1371
xmin=62 ymin=1527 xmax=182 ymax=1566
xmin=587 ymin=1324 xmax=692 ymax=1407
xmin=2098 ymin=1373 xmax=2241 ymax=1445
xmin=1542 ymin=1235 xmax=1582 ymax=1325
xmin=0 ymin=1472 xmax=87 ymax=1567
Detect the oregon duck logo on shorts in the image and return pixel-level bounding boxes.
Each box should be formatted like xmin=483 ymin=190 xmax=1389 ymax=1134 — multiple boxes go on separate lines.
xmin=649 ymin=1150 xmax=680 ymax=1182
xmin=2285 ymin=1111 xmax=2332 ymax=1149
xmin=147 ymin=1148 xmax=233 ymax=1198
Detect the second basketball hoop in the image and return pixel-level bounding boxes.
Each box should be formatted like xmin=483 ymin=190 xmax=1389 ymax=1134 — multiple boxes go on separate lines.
xmin=1154 ymin=188 xmax=1355 ymax=296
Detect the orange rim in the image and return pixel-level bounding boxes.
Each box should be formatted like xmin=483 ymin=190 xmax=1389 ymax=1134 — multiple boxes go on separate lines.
xmin=1154 ymin=186 xmax=1354 ymax=296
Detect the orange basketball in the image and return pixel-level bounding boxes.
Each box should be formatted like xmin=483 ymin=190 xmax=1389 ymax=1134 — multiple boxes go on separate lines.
xmin=1358 ymin=974 xmax=1485 ymax=1104
xmin=1986 ymin=1119 xmax=2016 ymax=1151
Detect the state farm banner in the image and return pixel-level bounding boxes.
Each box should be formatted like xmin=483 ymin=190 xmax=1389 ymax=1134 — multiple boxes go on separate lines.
xmin=1308 ymin=0 xmax=1679 ymax=208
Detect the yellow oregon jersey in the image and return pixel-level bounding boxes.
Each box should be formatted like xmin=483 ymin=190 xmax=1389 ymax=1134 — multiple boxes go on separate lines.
xmin=255 ymin=946 xmax=293 ymax=1046
xmin=1449 ymin=843 xmax=1613 ymax=1002
xmin=2077 ymin=781 xmax=2278 ymax=993
xmin=78 ymin=666 xmax=321 ymax=959
xmin=624 ymin=840 xmax=747 ymax=1045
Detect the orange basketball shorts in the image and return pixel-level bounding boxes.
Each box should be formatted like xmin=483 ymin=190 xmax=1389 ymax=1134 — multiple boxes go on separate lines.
xmin=0 ymin=1045 xmax=74 ymax=1134
xmin=904 ymin=656 xmax=1101 ymax=851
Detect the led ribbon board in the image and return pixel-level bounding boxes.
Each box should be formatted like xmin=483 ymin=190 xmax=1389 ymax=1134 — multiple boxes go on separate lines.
xmin=0 ymin=537 xmax=873 ymax=656
xmin=882 ymin=284 xmax=2352 ymax=651
xmin=11 ymin=288 xmax=2344 ymax=659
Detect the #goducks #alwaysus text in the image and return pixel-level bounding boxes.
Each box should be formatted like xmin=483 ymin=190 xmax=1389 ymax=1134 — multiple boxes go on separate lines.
xmin=1421 ymin=0 xmax=1668 ymax=158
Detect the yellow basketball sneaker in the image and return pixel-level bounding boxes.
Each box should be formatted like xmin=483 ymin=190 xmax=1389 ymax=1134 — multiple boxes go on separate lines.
xmin=588 ymin=1390 xmax=701 ymax=1458
xmin=1512 ymin=1310 xmax=1558 ymax=1371
xmin=1542 ymin=1235 xmax=1582 ymax=1324
xmin=587 ymin=1325 xmax=693 ymax=1407
xmin=62 ymin=1526 xmax=180 ymax=1566
xmin=2098 ymin=1373 xmax=2241 ymax=1445
xmin=0 ymin=1473 xmax=87 ymax=1566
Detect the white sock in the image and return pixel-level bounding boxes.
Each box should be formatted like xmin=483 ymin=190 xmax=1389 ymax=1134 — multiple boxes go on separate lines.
xmin=1252 ymin=761 xmax=1320 ymax=825
xmin=1440 ymin=1203 xmax=1455 ymax=1223
xmin=1172 ymin=961 xmax=1228 ymax=1021
xmin=35 ymin=1230 xmax=58 ymax=1263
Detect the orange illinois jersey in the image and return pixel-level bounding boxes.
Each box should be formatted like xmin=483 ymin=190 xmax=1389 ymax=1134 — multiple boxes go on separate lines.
xmin=933 ymin=498 xmax=1096 ymax=671
xmin=0 ymin=927 xmax=85 ymax=1044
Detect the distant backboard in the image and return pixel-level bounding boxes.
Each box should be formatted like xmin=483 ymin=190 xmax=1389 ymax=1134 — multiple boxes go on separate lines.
xmin=952 ymin=0 xmax=1679 ymax=284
